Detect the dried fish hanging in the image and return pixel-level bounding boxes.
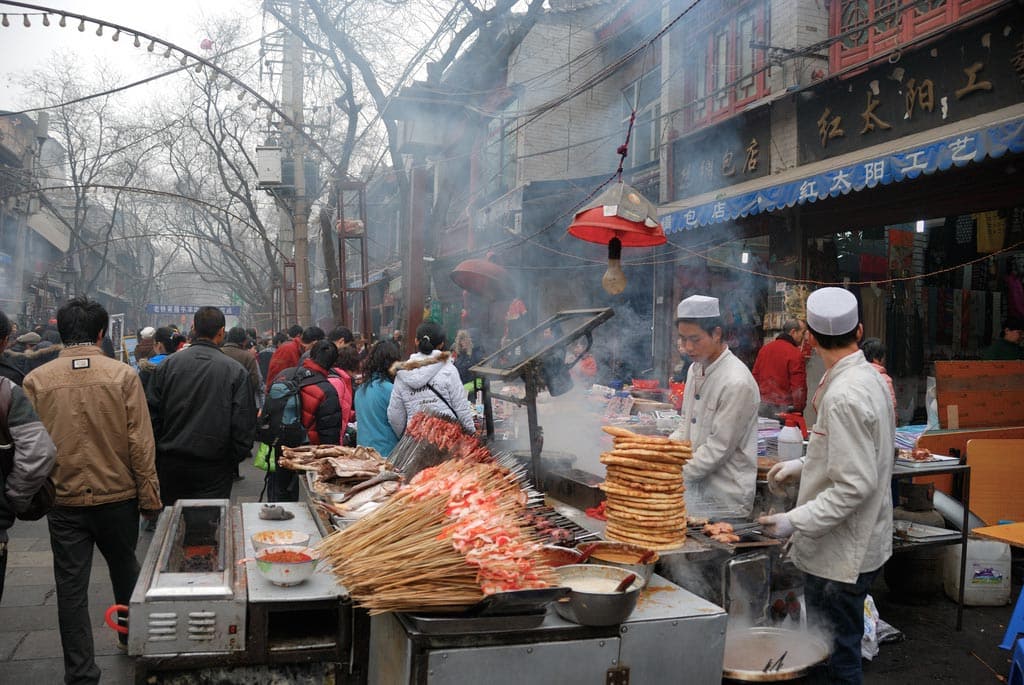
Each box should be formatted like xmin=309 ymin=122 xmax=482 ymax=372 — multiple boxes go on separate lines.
xmin=318 ymin=459 xmax=559 ymax=614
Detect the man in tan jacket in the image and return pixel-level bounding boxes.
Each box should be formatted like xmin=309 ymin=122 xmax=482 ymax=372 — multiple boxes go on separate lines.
xmin=24 ymin=296 xmax=161 ymax=685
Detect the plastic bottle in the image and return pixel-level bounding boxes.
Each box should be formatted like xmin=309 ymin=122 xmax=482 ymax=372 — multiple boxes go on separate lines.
xmin=777 ymin=414 xmax=806 ymax=461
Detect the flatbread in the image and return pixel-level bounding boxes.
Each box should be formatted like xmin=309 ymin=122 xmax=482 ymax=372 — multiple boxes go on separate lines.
xmin=602 ymin=493 xmax=684 ymax=509
xmin=613 ymin=440 xmax=692 ymax=453
xmin=608 ymin=479 xmax=684 ymax=494
xmin=607 ymin=525 xmax=688 ymax=544
xmin=601 ymin=454 xmax=682 ymax=473
xmin=607 ymin=518 xmax=689 ymax=533
xmin=611 ymin=448 xmax=689 ymax=463
xmin=601 ymin=482 xmax=685 ymax=499
xmin=606 ymin=508 xmax=688 ymax=523
xmin=602 ymin=426 xmax=639 ymax=438
xmin=607 ymin=533 xmax=688 ymax=551
xmin=602 ymin=464 xmax=684 ymax=481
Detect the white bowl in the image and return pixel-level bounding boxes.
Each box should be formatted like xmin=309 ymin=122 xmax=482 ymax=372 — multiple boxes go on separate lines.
xmin=253 ymin=545 xmax=319 ymax=586
xmin=251 ymin=529 xmax=311 ymax=552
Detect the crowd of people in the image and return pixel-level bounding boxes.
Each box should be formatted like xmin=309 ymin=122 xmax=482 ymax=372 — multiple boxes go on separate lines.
xmin=0 ymin=296 xmax=488 ymax=685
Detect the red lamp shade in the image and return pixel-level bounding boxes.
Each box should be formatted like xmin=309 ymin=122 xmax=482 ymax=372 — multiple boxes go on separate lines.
xmin=451 ymin=254 xmax=511 ymax=302
xmin=567 ymin=182 xmax=665 ymax=247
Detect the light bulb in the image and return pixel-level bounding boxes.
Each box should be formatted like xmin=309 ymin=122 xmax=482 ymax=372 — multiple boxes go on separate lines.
xmin=916 ymin=219 xmax=925 ymax=233
xmin=180 ymin=54 xmax=188 ymax=66
xmin=163 ymin=47 xmax=171 ymax=58
xmin=147 ymin=39 xmax=154 ymax=51
xmin=741 ymin=251 xmax=749 ymax=264
xmin=43 ymin=14 xmax=50 ymax=27
xmin=96 ymin=24 xmax=103 ymax=36
xmin=1 ymin=15 xmax=9 ymax=28
xmin=23 ymin=14 xmax=30 ymax=27
xmin=59 ymin=15 xmax=66 ymax=27
xmin=194 ymin=62 xmax=203 ymax=73
xmin=133 ymin=35 xmax=140 ymax=47
xmin=78 ymin=18 xmax=85 ymax=31
xmin=112 ymin=29 xmax=120 ymax=41
xmin=602 ymin=237 xmax=627 ymax=295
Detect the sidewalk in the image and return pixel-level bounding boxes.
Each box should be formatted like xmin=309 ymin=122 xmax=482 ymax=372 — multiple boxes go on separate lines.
xmin=0 ymin=460 xmax=267 ymax=684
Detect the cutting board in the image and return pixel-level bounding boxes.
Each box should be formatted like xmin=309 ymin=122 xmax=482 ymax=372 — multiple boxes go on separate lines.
xmin=972 ymin=522 xmax=1024 ymax=549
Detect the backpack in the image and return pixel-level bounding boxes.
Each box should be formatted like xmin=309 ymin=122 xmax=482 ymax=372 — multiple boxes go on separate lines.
xmin=256 ymin=367 xmax=322 ymax=448
xmin=0 ymin=378 xmax=56 ymax=521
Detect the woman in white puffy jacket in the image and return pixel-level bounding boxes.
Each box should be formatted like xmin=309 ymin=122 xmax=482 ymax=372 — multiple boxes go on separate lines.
xmin=387 ymin=322 xmax=476 ymax=437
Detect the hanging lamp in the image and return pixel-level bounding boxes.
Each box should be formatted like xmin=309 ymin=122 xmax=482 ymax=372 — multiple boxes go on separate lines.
xmin=450 ymin=252 xmax=512 ymax=302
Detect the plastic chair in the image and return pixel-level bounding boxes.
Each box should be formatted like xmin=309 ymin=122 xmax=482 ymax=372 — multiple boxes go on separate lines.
xmin=1001 ymin=588 xmax=1024 ymax=650
xmin=1010 ymin=636 xmax=1024 ymax=685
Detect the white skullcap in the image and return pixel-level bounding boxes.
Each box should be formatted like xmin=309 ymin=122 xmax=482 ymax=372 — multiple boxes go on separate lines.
xmin=806 ymin=287 xmax=858 ymax=335
xmin=140 ymin=326 xmax=156 ymax=339
xmin=676 ymin=294 xmax=720 ymax=319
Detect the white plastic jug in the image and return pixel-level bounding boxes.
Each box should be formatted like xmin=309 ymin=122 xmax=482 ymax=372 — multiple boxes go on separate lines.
xmin=777 ymin=420 xmax=804 ymax=461
xmin=943 ymin=538 xmax=1012 ymax=606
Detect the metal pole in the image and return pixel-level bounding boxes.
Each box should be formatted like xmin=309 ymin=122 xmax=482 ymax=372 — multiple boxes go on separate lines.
xmin=404 ymin=162 xmax=426 ymax=352
xmin=289 ymin=0 xmax=311 ymax=325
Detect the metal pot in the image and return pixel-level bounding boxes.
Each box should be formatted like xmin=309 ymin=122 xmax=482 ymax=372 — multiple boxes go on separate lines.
xmin=574 ymin=541 xmax=659 ymax=583
xmin=554 ymin=564 xmax=645 ymax=626
xmin=722 ymin=626 xmax=830 ymax=681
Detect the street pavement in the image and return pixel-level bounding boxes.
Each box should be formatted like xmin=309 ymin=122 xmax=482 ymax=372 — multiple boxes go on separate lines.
xmin=1 ymin=459 xmax=1019 ymax=683
xmin=0 ymin=459 xmax=267 ymax=684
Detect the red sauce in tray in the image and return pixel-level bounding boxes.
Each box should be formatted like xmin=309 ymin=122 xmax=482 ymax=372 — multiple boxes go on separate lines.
xmin=260 ymin=550 xmax=311 ymax=563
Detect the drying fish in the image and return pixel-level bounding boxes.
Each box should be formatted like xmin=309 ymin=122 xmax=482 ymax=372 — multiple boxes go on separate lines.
xmin=333 ymin=479 xmax=402 ymax=511
xmin=336 ymin=470 xmax=404 ymax=503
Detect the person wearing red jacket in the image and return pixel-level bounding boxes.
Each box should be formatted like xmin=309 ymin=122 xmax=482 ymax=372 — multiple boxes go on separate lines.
xmin=265 ymin=326 xmax=324 ymax=392
xmin=752 ymin=319 xmax=808 ymax=417
xmin=267 ymin=340 xmax=341 ymax=501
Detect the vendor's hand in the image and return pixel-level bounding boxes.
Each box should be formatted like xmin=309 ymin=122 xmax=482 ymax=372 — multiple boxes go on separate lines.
xmin=759 ymin=512 xmax=794 ymax=539
xmin=140 ymin=507 xmax=162 ymax=521
xmin=767 ymin=459 xmax=803 ymax=495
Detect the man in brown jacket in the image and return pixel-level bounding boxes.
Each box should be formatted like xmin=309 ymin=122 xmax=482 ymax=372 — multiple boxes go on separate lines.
xmin=24 ymin=296 xmax=161 ymax=685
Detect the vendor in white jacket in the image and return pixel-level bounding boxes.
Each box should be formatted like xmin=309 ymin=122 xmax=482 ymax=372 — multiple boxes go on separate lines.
xmin=387 ymin=321 xmax=476 ymax=437
xmin=669 ymin=295 xmax=759 ymax=517
xmin=760 ymin=287 xmax=895 ymax=685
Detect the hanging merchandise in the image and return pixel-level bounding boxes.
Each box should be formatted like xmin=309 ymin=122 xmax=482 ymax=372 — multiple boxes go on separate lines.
xmin=976 ymin=211 xmax=1006 ymax=254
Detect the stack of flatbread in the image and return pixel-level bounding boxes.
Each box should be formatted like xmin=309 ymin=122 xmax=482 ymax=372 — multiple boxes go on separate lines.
xmin=598 ymin=425 xmax=692 ymax=551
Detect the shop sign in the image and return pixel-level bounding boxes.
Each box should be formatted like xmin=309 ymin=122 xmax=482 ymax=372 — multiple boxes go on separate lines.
xmin=145 ymin=304 xmax=242 ymax=316
xmin=662 ymin=116 xmax=1024 ymax=232
xmin=797 ymin=13 xmax=1024 ymax=163
xmin=671 ymin=109 xmax=770 ymax=200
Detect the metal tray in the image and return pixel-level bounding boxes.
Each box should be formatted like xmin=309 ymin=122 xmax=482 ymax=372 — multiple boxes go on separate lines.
xmin=402 ymin=608 xmax=547 ymax=635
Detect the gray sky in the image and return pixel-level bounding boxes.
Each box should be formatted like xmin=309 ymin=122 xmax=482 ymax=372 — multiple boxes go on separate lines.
xmin=0 ymin=0 xmax=262 ymax=110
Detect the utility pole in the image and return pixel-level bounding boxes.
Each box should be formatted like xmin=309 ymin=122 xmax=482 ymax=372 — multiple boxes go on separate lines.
xmin=283 ymin=0 xmax=311 ymax=325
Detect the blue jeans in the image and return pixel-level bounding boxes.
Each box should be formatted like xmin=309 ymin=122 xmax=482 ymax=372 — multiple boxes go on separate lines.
xmin=804 ymin=568 xmax=880 ymax=685
xmin=48 ymin=500 xmax=140 ymax=685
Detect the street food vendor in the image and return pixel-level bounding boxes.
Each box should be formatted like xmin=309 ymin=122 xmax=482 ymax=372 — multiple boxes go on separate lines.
xmin=669 ymin=295 xmax=759 ymax=517
xmin=759 ymin=287 xmax=895 ymax=684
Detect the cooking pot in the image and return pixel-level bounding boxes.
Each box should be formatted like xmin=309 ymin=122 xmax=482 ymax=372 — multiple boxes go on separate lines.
xmin=554 ymin=564 xmax=645 ymax=626
xmin=722 ymin=626 xmax=830 ymax=681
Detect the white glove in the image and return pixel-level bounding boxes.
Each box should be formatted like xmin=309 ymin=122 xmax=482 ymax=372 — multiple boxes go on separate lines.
xmin=767 ymin=459 xmax=803 ymax=495
xmin=758 ymin=512 xmax=794 ymax=539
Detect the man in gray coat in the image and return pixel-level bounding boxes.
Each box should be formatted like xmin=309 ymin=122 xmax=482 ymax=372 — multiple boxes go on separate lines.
xmin=760 ymin=287 xmax=895 ymax=685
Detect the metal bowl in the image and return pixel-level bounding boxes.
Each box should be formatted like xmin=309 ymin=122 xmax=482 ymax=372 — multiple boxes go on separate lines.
xmin=251 ymin=529 xmax=311 ymax=552
xmin=554 ymin=564 xmax=645 ymax=626
xmin=252 ymin=546 xmax=319 ymax=587
xmin=575 ymin=541 xmax=659 ymax=582
xmin=539 ymin=545 xmax=583 ymax=568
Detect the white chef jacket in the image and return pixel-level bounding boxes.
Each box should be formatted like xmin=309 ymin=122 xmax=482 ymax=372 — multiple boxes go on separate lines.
xmin=787 ymin=350 xmax=895 ymax=584
xmin=670 ymin=346 xmax=759 ymax=517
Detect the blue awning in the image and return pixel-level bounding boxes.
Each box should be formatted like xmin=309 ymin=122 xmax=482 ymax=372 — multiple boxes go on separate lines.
xmin=661 ymin=108 xmax=1024 ymax=233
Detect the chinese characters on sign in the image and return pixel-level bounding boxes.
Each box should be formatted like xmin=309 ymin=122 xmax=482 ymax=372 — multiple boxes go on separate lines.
xmin=671 ymin=110 xmax=770 ymax=201
xmin=145 ymin=304 xmax=243 ymax=316
xmin=662 ymin=116 xmax=1023 ymax=232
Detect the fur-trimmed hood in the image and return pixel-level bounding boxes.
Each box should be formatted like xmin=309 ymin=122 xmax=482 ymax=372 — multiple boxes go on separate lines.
xmin=389 ymin=351 xmax=452 ymax=389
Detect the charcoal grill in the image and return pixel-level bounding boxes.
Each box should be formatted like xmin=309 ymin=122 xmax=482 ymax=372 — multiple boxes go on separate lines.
xmin=128 ymin=499 xmax=246 ymax=656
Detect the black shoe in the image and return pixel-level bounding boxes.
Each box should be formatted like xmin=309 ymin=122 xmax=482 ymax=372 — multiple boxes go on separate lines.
xmin=233 ymin=474 xmax=245 ymax=482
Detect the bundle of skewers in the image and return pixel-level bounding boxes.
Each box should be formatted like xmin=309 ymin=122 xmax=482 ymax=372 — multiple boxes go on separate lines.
xmin=388 ymin=411 xmax=491 ymax=478
xmin=318 ymin=456 xmax=559 ymax=614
